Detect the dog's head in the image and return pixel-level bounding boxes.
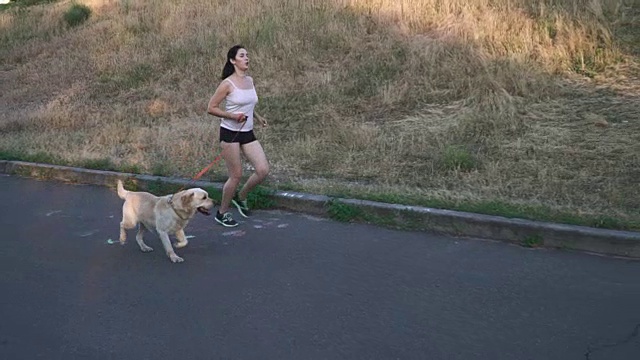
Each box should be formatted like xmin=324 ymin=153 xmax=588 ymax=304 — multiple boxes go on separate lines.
xmin=173 ymin=188 xmax=214 ymax=216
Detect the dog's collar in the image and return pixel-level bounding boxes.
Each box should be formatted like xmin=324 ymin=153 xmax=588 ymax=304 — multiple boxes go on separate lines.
xmin=167 ymin=195 xmax=189 ymax=221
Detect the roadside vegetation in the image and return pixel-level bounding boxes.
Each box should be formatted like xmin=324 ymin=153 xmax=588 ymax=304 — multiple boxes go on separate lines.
xmin=1 ymin=0 xmax=639 ymax=230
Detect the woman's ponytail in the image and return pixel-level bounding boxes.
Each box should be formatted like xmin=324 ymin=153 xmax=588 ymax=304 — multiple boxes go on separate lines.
xmin=220 ymin=44 xmax=244 ymax=80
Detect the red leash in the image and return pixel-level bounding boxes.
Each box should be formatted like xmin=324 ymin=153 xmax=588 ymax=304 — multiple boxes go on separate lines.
xmin=190 ymin=152 xmax=224 ymax=182
xmin=181 ymin=116 xmax=247 ymax=189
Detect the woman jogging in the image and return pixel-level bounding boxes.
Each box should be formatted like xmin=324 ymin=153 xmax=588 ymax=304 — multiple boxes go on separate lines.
xmin=207 ymin=45 xmax=269 ymax=227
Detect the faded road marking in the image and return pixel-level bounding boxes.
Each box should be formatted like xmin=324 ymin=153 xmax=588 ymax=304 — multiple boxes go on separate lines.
xmin=79 ymin=230 xmax=99 ymax=237
xmin=222 ymin=230 xmax=246 ymax=237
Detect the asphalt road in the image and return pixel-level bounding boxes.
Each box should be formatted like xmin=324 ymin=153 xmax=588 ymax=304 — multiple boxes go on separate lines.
xmin=1 ymin=174 xmax=639 ymax=360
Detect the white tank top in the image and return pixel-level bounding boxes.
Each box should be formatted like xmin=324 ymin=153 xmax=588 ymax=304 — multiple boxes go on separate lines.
xmin=220 ymin=77 xmax=258 ymax=132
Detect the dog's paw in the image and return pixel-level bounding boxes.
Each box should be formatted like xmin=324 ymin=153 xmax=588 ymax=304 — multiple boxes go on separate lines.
xmin=173 ymin=240 xmax=188 ymax=249
xmin=169 ymin=254 xmax=184 ymax=263
xmin=139 ymin=244 xmax=154 ymax=252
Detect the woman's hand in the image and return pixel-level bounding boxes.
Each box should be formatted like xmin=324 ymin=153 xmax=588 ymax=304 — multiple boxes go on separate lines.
xmin=255 ymin=113 xmax=268 ymax=127
xmin=236 ymin=113 xmax=247 ymax=122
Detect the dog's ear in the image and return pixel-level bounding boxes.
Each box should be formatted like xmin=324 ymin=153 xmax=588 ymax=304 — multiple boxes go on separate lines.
xmin=179 ymin=191 xmax=195 ymax=209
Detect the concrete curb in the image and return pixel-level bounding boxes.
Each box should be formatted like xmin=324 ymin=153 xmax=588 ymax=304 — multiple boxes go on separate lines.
xmin=2 ymin=160 xmax=639 ymax=259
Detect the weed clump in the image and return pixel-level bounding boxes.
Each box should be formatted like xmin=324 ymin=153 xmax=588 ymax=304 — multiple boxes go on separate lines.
xmin=63 ymin=2 xmax=90 ymax=27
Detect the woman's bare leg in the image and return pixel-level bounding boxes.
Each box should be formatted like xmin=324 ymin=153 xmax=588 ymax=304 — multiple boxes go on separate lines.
xmin=238 ymin=140 xmax=270 ymax=200
xmin=219 ymin=141 xmax=242 ymax=213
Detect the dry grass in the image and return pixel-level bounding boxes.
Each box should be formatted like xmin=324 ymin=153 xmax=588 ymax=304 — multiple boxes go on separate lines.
xmin=1 ymin=0 xmax=639 ymax=228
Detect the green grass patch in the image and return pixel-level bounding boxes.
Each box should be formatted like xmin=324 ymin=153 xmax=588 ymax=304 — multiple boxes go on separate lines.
xmin=353 ymin=191 xmax=633 ymax=231
xmin=323 ymin=190 xmax=639 ymax=232
xmin=278 ymin=183 xmax=639 ymax=232
xmin=327 ymin=200 xmax=363 ymax=222
xmin=325 ymin=199 xmax=431 ymax=231
xmin=247 ymin=185 xmax=275 ymax=210
xmin=345 ymin=54 xmax=403 ymax=98
xmin=121 ymin=177 xmax=140 ymax=192
xmin=0 ymin=149 xmax=25 ymax=161
xmin=63 ymin=2 xmax=91 ymax=28
xmin=440 ymin=145 xmax=477 ymax=171
xmin=119 ymin=163 xmax=143 ymax=174
xmin=522 ymin=234 xmax=543 ymax=248
xmin=0 ymin=149 xmax=63 ymax=165
xmin=150 ymin=161 xmax=172 ymax=177
xmin=97 ymin=63 xmax=156 ymax=95
xmin=260 ymin=91 xmax=335 ymax=122
xmin=124 ymin=63 xmax=155 ymax=87
xmin=145 ymin=179 xmax=182 ymax=196
xmin=204 ymin=186 xmax=222 ymax=203
xmin=80 ymin=158 xmax=118 ymax=171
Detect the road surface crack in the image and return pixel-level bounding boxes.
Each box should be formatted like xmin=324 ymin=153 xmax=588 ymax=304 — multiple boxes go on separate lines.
xmin=585 ymin=323 xmax=640 ymax=359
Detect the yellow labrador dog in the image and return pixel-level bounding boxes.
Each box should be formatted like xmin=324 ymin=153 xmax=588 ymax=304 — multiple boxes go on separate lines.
xmin=117 ymin=180 xmax=214 ymax=263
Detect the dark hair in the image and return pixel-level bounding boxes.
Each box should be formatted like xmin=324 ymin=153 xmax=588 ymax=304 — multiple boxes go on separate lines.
xmin=221 ymin=44 xmax=245 ymax=80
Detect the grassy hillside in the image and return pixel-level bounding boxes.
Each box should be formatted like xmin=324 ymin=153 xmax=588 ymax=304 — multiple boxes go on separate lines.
xmin=1 ymin=0 xmax=639 ymax=229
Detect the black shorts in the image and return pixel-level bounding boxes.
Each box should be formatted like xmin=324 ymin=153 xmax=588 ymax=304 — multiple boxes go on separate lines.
xmin=219 ymin=127 xmax=257 ymax=145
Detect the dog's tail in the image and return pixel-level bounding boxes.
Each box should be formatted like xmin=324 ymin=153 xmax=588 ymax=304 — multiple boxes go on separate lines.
xmin=117 ymin=180 xmax=128 ymax=200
